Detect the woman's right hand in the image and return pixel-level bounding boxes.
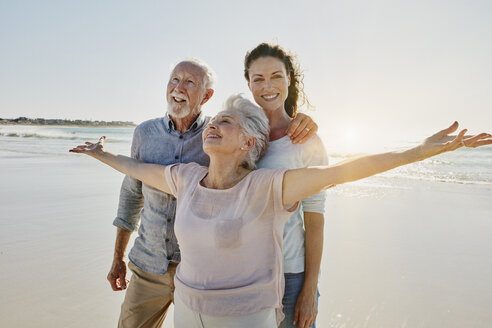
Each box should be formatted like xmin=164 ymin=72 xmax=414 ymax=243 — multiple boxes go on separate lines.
xmin=69 ymin=136 xmax=106 ymax=157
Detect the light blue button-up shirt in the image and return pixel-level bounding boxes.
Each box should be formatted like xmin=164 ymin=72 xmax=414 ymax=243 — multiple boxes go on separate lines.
xmin=113 ymin=113 xmax=210 ymax=274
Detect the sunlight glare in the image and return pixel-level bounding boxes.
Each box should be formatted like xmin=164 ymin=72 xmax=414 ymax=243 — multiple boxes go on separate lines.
xmin=343 ymin=127 xmax=358 ymax=144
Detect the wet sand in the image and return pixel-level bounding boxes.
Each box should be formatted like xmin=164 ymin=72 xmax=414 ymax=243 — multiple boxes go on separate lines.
xmin=1 ymin=151 xmax=491 ymax=327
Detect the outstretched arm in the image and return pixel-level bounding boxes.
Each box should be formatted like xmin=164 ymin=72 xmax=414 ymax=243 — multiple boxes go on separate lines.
xmin=69 ymin=136 xmax=172 ymax=194
xmin=282 ymin=122 xmax=492 ymax=205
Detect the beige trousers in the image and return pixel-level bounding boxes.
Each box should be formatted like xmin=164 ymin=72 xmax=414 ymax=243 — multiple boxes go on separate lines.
xmin=118 ymin=261 xmax=177 ymax=328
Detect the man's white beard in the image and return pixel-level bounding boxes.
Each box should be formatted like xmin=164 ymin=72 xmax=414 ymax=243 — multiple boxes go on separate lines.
xmin=167 ymin=102 xmax=191 ymax=119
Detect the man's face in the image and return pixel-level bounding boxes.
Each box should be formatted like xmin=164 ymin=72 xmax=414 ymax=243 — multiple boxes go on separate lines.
xmin=166 ymin=62 xmax=207 ymax=119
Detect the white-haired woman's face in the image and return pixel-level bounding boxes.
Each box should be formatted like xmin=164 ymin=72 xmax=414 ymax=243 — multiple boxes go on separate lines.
xmin=202 ymin=110 xmax=249 ymax=156
xmin=247 ymin=56 xmax=290 ymax=114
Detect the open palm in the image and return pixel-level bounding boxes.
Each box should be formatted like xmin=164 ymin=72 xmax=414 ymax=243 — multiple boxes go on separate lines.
xmin=420 ymin=122 xmax=492 ymax=159
xmin=69 ymin=136 xmax=106 ymax=156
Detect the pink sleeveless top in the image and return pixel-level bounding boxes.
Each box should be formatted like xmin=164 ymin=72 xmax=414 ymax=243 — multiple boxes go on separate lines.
xmin=164 ymin=163 xmax=292 ymax=321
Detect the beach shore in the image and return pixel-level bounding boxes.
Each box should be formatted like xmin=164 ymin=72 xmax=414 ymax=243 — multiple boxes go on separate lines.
xmin=1 ymin=147 xmax=492 ymax=327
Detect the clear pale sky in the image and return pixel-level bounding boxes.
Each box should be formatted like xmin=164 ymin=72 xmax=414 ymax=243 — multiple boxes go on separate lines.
xmin=1 ymin=0 xmax=491 ymax=147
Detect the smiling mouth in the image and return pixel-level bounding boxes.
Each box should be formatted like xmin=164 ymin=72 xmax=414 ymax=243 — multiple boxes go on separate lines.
xmin=173 ymin=96 xmax=187 ymax=103
xmin=205 ymin=131 xmax=222 ymax=140
xmin=261 ymin=94 xmax=279 ymax=101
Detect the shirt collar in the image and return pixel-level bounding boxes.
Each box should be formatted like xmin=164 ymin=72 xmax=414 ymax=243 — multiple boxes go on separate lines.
xmin=164 ymin=112 xmax=206 ymax=134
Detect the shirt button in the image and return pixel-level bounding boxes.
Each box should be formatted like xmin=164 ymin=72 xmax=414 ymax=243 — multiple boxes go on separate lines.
xmin=167 ymin=256 xmax=172 ymax=260
xmin=179 ymin=135 xmax=183 ymax=139
xmin=167 ymin=218 xmax=171 ymax=223
xmin=174 ymin=155 xmax=179 ymax=160
xmin=165 ymin=238 xmax=170 ymax=242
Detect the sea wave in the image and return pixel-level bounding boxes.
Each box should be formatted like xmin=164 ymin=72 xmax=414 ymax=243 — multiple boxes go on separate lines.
xmin=0 ymin=131 xmax=128 ymax=143
xmin=378 ymin=173 xmax=492 ymax=186
xmin=1 ymin=132 xmax=79 ymax=140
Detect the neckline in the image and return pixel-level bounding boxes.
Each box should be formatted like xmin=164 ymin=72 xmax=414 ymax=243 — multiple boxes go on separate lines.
xmin=197 ymin=168 xmax=253 ymax=192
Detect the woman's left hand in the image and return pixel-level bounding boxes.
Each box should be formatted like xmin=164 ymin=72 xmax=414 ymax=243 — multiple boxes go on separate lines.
xmin=293 ymin=287 xmax=318 ymax=328
xmin=286 ymin=113 xmax=318 ymax=144
xmin=419 ymin=122 xmax=492 ymax=159
xmin=69 ymin=136 xmax=106 ymax=157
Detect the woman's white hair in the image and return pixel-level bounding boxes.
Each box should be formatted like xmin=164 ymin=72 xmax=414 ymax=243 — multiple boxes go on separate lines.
xmin=223 ymin=94 xmax=270 ymax=170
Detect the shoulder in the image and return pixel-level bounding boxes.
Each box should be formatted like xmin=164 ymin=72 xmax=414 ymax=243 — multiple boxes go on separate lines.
xmin=298 ymin=133 xmax=328 ymax=165
xmin=273 ymin=134 xmax=327 ymax=158
xmin=270 ymin=134 xmax=325 ymax=152
xmin=250 ymin=167 xmax=287 ymax=183
xmin=171 ymin=162 xmax=207 ymax=177
xmin=131 ymin=118 xmax=168 ymax=146
xmin=134 ymin=117 xmax=166 ymax=134
xmin=178 ymin=162 xmax=206 ymax=171
xmin=300 ymin=133 xmax=325 ymax=149
xmin=166 ymin=162 xmax=206 ymax=187
xmin=265 ymin=136 xmax=297 ymax=155
xmin=166 ymin=162 xmax=207 ymax=196
xmin=295 ymin=133 xmax=326 ymax=153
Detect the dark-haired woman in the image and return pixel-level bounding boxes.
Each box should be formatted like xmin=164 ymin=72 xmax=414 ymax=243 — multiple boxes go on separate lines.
xmin=244 ymin=43 xmax=327 ymax=328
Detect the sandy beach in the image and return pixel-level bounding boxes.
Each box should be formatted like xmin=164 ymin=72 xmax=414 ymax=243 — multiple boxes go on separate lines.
xmin=2 ymin=0 xmax=492 ymax=325
xmin=1 ymin=129 xmax=492 ymax=327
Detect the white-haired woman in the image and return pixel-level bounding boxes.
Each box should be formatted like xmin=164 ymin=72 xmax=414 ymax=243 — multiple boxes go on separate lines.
xmin=70 ymin=94 xmax=491 ymax=328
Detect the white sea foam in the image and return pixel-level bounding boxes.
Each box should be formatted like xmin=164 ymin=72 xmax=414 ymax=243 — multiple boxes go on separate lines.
xmin=0 ymin=125 xmax=133 ymax=143
xmin=0 ymin=125 xmax=134 ymax=157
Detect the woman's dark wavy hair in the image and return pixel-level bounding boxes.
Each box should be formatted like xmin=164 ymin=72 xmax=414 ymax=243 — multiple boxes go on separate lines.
xmin=244 ymin=43 xmax=309 ymax=118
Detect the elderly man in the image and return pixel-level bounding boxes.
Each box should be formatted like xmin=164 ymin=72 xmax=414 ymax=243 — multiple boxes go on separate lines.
xmin=110 ymin=59 xmax=317 ymax=327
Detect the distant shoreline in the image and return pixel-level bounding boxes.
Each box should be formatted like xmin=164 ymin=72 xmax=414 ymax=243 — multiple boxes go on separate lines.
xmin=0 ymin=117 xmax=136 ymax=127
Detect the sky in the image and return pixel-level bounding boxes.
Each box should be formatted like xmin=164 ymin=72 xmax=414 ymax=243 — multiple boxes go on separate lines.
xmin=1 ymin=0 xmax=491 ymax=150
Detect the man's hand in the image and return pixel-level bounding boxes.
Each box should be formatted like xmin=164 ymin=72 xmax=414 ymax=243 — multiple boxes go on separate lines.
xmin=293 ymin=287 xmax=318 ymax=328
xmin=107 ymin=259 xmax=129 ymax=291
xmin=286 ymin=113 xmax=318 ymax=144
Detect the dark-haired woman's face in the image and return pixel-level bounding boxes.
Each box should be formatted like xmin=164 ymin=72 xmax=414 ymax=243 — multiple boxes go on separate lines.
xmin=247 ymin=56 xmax=290 ymax=114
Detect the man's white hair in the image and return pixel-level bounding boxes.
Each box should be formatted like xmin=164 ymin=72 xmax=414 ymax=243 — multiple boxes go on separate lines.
xmin=170 ymin=58 xmax=216 ymax=89
xmin=223 ymin=94 xmax=270 ymax=170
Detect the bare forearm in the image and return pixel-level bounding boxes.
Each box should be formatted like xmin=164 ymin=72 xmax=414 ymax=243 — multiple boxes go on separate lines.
xmin=108 ymin=228 xmax=131 ymax=291
xmin=283 ymin=146 xmax=422 ymax=205
xmin=91 ymin=150 xmax=144 ymax=181
xmin=89 ymin=150 xmax=170 ymax=193
xmin=293 ymin=212 xmax=324 ymax=327
xmin=303 ymin=212 xmax=324 ymax=291
xmin=329 ymin=146 xmax=422 ymax=185
xmin=113 ymin=227 xmax=132 ymax=261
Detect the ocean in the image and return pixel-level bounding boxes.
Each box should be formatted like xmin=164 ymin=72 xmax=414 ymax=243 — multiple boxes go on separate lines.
xmin=1 ymin=124 xmax=492 ymax=327
xmin=2 ymin=124 xmax=491 ymax=188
